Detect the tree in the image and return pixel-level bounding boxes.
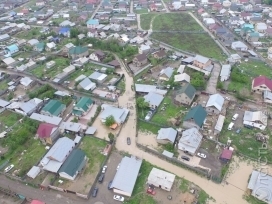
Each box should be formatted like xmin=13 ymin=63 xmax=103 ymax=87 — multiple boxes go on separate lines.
xmin=108 ymin=132 xmax=115 ymax=141
xmin=105 ymin=115 xmax=115 ymax=127
xmin=70 ymin=28 xmax=80 ymax=38
xmin=136 ymin=97 xmax=149 ymax=116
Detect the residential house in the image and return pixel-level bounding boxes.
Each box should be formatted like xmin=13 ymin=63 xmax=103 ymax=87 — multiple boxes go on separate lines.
xmin=72 ymin=97 xmax=93 ymax=116
xmin=36 ymin=123 xmax=59 ymax=145
xmin=144 ymin=92 xmax=164 ymax=109
xmin=246 ymin=32 xmax=259 ymax=42
xmin=60 ymin=20 xmax=74 ymax=27
xmin=183 ymin=105 xmax=207 ymax=129
xmin=220 ymin=149 xmax=233 ymax=163
xmin=159 ymin=67 xmax=174 ymax=81
xmin=28 ymin=39 xmax=39 ymax=46
xmin=263 ymin=90 xmax=272 ymax=104
xmin=221 ymin=33 xmax=234 ymax=46
xmin=174 ymin=83 xmax=196 ymax=105
xmin=205 ymin=93 xmax=225 ymax=114
xmin=4 ymin=44 xmax=19 ymax=57
xmin=41 ymin=100 xmax=66 ymax=117
xmin=63 ymin=43 xmax=75 ymax=52
xmin=99 ymin=14 xmax=110 ymax=21
xmin=252 ymin=76 xmax=272 ymax=94
xmin=139 ymin=44 xmax=150 ymax=54
xmin=231 ymin=41 xmax=248 ymax=51
xmin=103 ymin=1 xmax=113 ymax=10
xmin=46 ymin=61 xmax=56 ymax=69
xmin=212 ymin=2 xmax=222 ymax=11
xmin=220 ymin=64 xmax=231 ymax=81
xmin=215 ymin=27 xmax=227 ymax=36
xmin=46 ymin=42 xmax=56 ymax=51
xmin=59 ymin=27 xmax=70 ymax=37
xmin=100 ymin=104 xmax=129 ymax=125
xmin=78 ymin=78 xmax=96 ymax=91
xmin=249 ymin=16 xmax=262 ymax=24
xmin=150 ymin=3 xmax=158 ymax=11
xmin=178 ymin=127 xmax=203 ymax=155
xmin=89 ymin=71 xmax=107 ymax=83
xmin=89 ymin=50 xmax=105 ymax=62
xmin=193 ymin=55 xmax=212 ymax=69
xmin=58 ymin=149 xmax=87 ymax=181
xmin=133 ymin=54 xmax=148 ymax=67
xmin=34 ymin=42 xmax=45 ymax=52
xmin=243 ymin=110 xmax=267 ymax=130
xmin=147 ymin=168 xmax=175 ymax=191
xmin=20 ymin=77 xmax=33 ymax=90
xmin=87 ymin=29 xmax=98 ymax=38
xmin=68 ymin=46 xmax=89 ymax=59
xmin=108 ymin=60 xmax=120 ymax=68
xmin=86 ymin=19 xmax=99 ymax=29
xmin=156 ymin=128 xmax=177 ymax=144
xmin=255 ymin=22 xmax=267 ymax=33
xmin=174 ymin=73 xmax=190 ymax=85
xmin=36 ymin=0 xmax=45 ymax=6
xmin=228 ymin=53 xmax=242 ymax=63
xmin=153 ymin=50 xmax=166 ymax=59
xmin=2 ymin=57 xmax=16 ymax=67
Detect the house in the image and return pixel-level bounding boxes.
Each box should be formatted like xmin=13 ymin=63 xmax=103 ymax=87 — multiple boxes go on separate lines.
xmin=111 ymin=156 xmax=142 ymax=197
xmin=263 ymin=90 xmax=272 ymax=104
xmin=59 ymin=27 xmax=70 ymax=37
xmin=4 ymin=44 xmax=19 ymax=57
xmin=205 ymin=93 xmax=225 ymax=114
xmin=28 ymin=39 xmax=39 ymax=46
xmin=68 ymin=46 xmax=89 ymax=59
xmin=36 ymin=0 xmax=45 ymax=6
xmin=252 ymin=76 xmax=272 ymax=94
xmin=156 ymin=128 xmax=177 ymax=144
xmin=40 ymin=137 xmax=75 ymax=173
xmin=231 ymin=41 xmax=248 ymax=51
xmin=247 ymin=170 xmax=272 ymax=204
xmin=153 ymin=50 xmax=166 ymax=59
xmin=174 ymin=73 xmax=190 ymax=85
xmin=193 ymin=55 xmax=212 ymax=69
xmin=60 ymin=122 xmax=82 ymax=133
xmin=100 ymin=104 xmax=129 ymax=125
xmin=41 ymin=100 xmax=66 ymax=117
xmin=255 ymin=22 xmax=267 ymax=33
xmin=220 ymin=148 xmax=233 ymax=163
xmin=20 ymin=77 xmax=33 ymax=90
xmin=220 ymin=64 xmax=231 ymax=81
xmin=89 ymin=71 xmax=107 ymax=83
xmin=73 ymin=57 xmax=89 ymax=67
xmin=265 ymin=28 xmax=272 ymax=37
xmin=72 ymin=97 xmax=93 ymax=116
xmin=159 ymin=67 xmax=174 ymax=81
xmin=243 ymin=110 xmax=267 ymax=130
xmin=27 ymin=166 xmax=41 ymax=179
xmin=30 ymin=113 xmax=62 ymax=125
xmin=139 ymin=44 xmax=150 ymax=54
xmin=108 ymin=60 xmax=120 ymax=68
xmin=34 ymin=42 xmax=45 ymax=52
xmin=228 ymin=54 xmax=242 ymax=64
xmin=147 ymin=168 xmax=175 ymax=191
xmin=46 ymin=61 xmax=56 ymax=69
xmin=46 ymin=42 xmax=56 ymax=51
xmin=7 ymin=98 xmax=43 ymax=116
xmin=133 ymin=54 xmax=148 ymax=67
xmin=174 ymin=83 xmax=196 ymax=105
xmin=89 ymin=50 xmax=105 ymax=61
xmin=0 ymin=99 xmax=10 ymax=108
xmin=178 ymin=127 xmax=203 ymax=155
xmin=2 ymin=57 xmax=16 ymax=67
xmin=63 ymin=43 xmax=75 ymax=52
xmin=86 ymin=19 xmax=99 ymax=28
xmin=78 ymin=77 xmax=96 ymax=91
xmin=183 ymin=105 xmax=207 ymax=129
xmin=246 ymin=32 xmax=260 ymax=42
xmin=135 ymin=84 xmax=167 ymax=95
xmin=36 ymin=123 xmax=59 ymax=145
xmin=144 ymin=92 xmax=164 ymax=109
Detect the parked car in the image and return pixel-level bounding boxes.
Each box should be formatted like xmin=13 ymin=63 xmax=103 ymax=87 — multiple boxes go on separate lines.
xmin=92 ymin=187 xmax=98 ymax=197
xmin=127 ymin=137 xmax=131 ymax=145
xmin=98 ymin=174 xmax=104 ymax=183
xmin=4 ymin=164 xmax=14 ymax=173
xmin=145 ymin=111 xmax=153 ymax=121
xmin=181 ymin=156 xmax=190 ymax=161
xmin=197 ymin=153 xmax=207 ymax=159
xmin=108 ymin=180 xmax=113 ymax=190
xmin=102 ymin=165 xmax=107 ymax=173
xmin=236 ymin=128 xmax=241 ymax=134
xmin=113 ymin=195 xmax=125 ymax=202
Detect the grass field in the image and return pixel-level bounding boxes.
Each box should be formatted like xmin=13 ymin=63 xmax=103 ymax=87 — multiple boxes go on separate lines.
xmin=0 ymin=80 xmax=8 ymax=90
xmin=152 ymin=13 xmax=202 ymax=31
xmin=151 ymin=32 xmax=224 ymax=60
xmin=140 ymin=13 xmax=158 ymax=30
xmin=0 ymin=110 xmax=23 ymax=127
xmin=134 ymin=8 xmax=149 ymax=14
xmin=15 ymin=27 xmax=41 ymax=40
xmin=138 ymin=120 xmax=161 ymax=134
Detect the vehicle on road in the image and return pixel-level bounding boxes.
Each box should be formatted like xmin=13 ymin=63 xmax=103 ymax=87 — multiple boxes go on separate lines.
xmin=127 ymin=137 xmax=131 ymax=145
xmin=113 ymin=195 xmax=125 ymax=202
xmin=197 ymin=153 xmax=206 ymax=159
xmin=4 ymin=164 xmax=14 ymax=173
xmin=98 ymin=174 xmax=104 ymax=183
xmin=181 ymin=156 xmax=190 ymax=161
xmin=102 ymin=165 xmax=107 ymax=173
xmin=92 ymin=187 xmax=98 ymax=197
xmin=108 ymin=181 xmax=113 ymax=190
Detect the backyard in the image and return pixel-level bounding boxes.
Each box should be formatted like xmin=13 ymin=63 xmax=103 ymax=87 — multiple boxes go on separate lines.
xmin=140 ymin=13 xmax=158 ymax=30
xmin=0 ymin=110 xmax=23 ymax=128
xmin=15 ymin=27 xmax=41 ymax=40
xmin=134 ymin=8 xmax=149 ymax=14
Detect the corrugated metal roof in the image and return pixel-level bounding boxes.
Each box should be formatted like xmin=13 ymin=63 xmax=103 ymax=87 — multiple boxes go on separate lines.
xmin=206 ymin=94 xmax=225 ymax=111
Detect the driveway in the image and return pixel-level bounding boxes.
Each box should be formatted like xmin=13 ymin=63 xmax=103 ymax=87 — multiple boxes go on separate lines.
xmin=206 ymin=63 xmax=221 ymax=94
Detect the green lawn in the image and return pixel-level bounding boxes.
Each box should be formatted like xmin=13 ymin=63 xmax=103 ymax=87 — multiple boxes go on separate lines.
xmin=152 ymin=13 xmax=202 ymax=31
xmin=244 ymin=195 xmax=267 ymax=204
xmin=30 ymin=64 xmax=45 ymax=78
xmin=140 ymin=14 xmax=158 ymax=30
xmin=0 ymin=110 xmax=23 ymax=127
xmin=0 ymin=80 xmax=8 ymax=90
xmin=80 ymin=136 xmax=107 ymax=174
xmin=151 ymin=32 xmax=225 ymax=60
xmin=138 ymin=120 xmax=161 ymax=134
xmin=15 ymin=27 xmax=41 ymax=40
xmin=134 ymin=8 xmax=149 ymax=14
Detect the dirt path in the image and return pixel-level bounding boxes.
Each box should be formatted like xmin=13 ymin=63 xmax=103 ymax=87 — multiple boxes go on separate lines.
xmin=206 ymin=63 xmax=221 ymax=94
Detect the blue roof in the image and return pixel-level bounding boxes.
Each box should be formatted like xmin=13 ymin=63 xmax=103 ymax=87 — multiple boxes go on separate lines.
xmin=10 ymin=11 xmax=16 ymax=16
xmin=6 ymin=44 xmax=18 ymax=52
xmin=59 ymin=27 xmax=70 ymax=33
xmin=86 ymin=19 xmax=99 ymax=25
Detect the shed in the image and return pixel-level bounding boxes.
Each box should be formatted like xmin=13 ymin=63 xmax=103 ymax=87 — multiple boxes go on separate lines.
xmin=27 ymin=166 xmax=41 ymax=179
xmin=85 ymin=126 xmax=97 ymax=135
xmin=206 ymin=93 xmax=225 ymax=114
xmin=162 ymin=150 xmax=174 ymax=158
xmin=220 ymin=149 xmax=233 ymax=163
xmin=79 ymin=78 xmax=96 ymax=91
xmin=147 ymin=168 xmax=175 ymax=191
xmin=157 ymin=128 xmax=177 ymax=144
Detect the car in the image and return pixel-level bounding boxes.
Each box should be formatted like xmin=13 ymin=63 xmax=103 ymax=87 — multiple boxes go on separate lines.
xmin=4 ymin=164 xmax=14 ymax=173
xmin=197 ymin=153 xmax=207 ymax=159
xmin=145 ymin=111 xmax=152 ymax=121
xmin=113 ymin=195 xmax=125 ymax=202
xmin=108 ymin=180 xmax=113 ymax=190
xmin=102 ymin=165 xmax=107 ymax=173
xmin=236 ymin=128 xmax=241 ymax=134
xmin=116 ymin=164 xmax=120 ymax=171
xmin=181 ymin=156 xmax=190 ymax=161
xmin=98 ymin=174 xmax=104 ymax=183
xmin=92 ymin=187 xmax=98 ymax=197
xmin=127 ymin=137 xmax=131 ymax=145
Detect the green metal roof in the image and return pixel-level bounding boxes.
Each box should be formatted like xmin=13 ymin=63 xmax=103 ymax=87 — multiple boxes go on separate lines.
xmin=42 ymin=100 xmax=65 ymax=116
xmin=72 ymin=109 xmax=83 ymax=116
xmin=176 ymin=83 xmax=196 ymax=99
xmin=59 ymin=149 xmax=86 ymax=177
xmin=74 ymin=97 xmax=93 ymax=112
xmin=184 ymin=104 xmax=207 ymax=127
xmin=249 ymin=32 xmax=259 ymax=37
xmin=36 ymin=42 xmax=45 ymax=49
xmin=69 ymin=46 xmax=88 ymax=55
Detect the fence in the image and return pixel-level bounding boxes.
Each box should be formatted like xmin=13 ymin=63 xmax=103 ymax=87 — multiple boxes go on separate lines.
xmin=89 ymin=60 xmax=115 ymax=69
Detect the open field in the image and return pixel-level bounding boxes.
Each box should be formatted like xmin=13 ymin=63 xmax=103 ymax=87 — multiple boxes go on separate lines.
xmin=0 ymin=110 xmax=23 ymax=127
xmin=138 ymin=120 xmax=161 ymax=134
xmin=134 ymin=8 xmax=149 ymax=14
xmin=15 ymin=27 xmax=41 ymax=40
xmin=140 ymin=13 xmax=158 ymax=30
xmin=151 ymin=32 xmax=225 ymax=60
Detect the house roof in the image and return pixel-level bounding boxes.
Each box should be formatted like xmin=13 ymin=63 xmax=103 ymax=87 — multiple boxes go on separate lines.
xmin=135 ymin=53 xmax=147 ymax=61
xmin=220 ymin=149 xmax=233 ymax=160
xmin=6 ymin=44 xmax=18 ymax=52
xmin=148 ymin=168 xmax=175 ymax=190
xmin=27 ymin=166 xmax=41 ymax=179
xmin=20 ymin=77 xmax=33 ymax=86
xmin=20 ymin=98 xmax=42 ymax=114
xmin=253 ymin=76 xmax=272 ymax=90
xmin=176 ymin=83 xmax=196 ymax=99
xmin=37 ymin=123 xmax=57 ymax=138
xmin=108 ymin=59 xmax=120 ymax=67
xmin=178 ymin=127 xmax=203 ymax=154
xmin=89 ymin=71 xmax=107 ymax=81
xmin=60 ymin=122 xmax=81 ymax=132
xmin=243 ymin=111 xmax=267 ymax=126
xmin=58 ymin=149 xmax=85 ymax=177
xmin=206 ymin=93 xmax=225 ymax=111
xmin=59 ymin=27 xmax=70 ymax=33
xmin=69 ymin=46 xmax=88 ymax=55
xmin=184 ymin=105 xmax=207 ymax=127
xmin=85 ymin=126 xmax=97 ymax=134
xmin=135 ymin=84 xmax=167 ymax=95
xmin=214 ymin=114 xmax=225 ymax=132
xmin=74 ymin=97 xmax=93 ymax=112
xmin=144 ymin=92 xmax=164 ymax=107
xmin=220 ymin=64 xmax=231 ymax=77
xmin=87 ymin=19 xmax=99 ymax=25
xmin=42 ymin=100 xmax=65 ymax=116
xmin=154 ymin=50 xmax=166 ymax=58
xmin=263 ymin=90 xmax=272 ymax=100
xmin=174 ymin=73 xmax=190 ymax=83
xmin=194 ymin=55 xmax=210 ymax=64
xmin=35 ymin=42 xmax=45 ymax=49
xmin=157 ymin=127 xmax=177 ymax=143
xmin=100 ymin=104 xmax=129 ymax=124
xmin=0 ymin=99 xmax=10 ymax=107
xmin=111 ymin=156 xmax=142 ymax=196
xmin=160 ymin=67 xmax=174 ymax=78
xmin=30 ymin=200 xmax=45 ymax=204
xmin=79 ymin=78 xmax=96 ymax=90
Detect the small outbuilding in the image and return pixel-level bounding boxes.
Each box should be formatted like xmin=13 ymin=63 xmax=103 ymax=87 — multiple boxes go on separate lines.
xmin=220 ymin=149 xmax=233 ymax=163
xmin=147 ymin=168 xmax=175 ymax=191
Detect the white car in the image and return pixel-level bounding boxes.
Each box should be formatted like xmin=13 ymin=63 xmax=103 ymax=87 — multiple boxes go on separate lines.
xmin=197 ymin=153 xmax=206 ymax=159
xmin=145 ymin=111 xmax=152 ymax=121
xmin=4 ymin=164 xmax=14 ymax=173
xmin=113 ymin=195 xmax=125 ymax=202
xmin=102 ymin=165 xmax=107 ymax=173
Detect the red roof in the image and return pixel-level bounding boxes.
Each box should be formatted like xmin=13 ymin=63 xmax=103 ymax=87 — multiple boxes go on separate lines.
xmin=220 ymin=149 xmax=233 ymax=160
xmin=31 ymin=200 xmax=46 ymax=204
xmin=253 ymin=76 xmax=272 ymax=91
xmin=37 ymin=123 xmax=57 ymax=138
